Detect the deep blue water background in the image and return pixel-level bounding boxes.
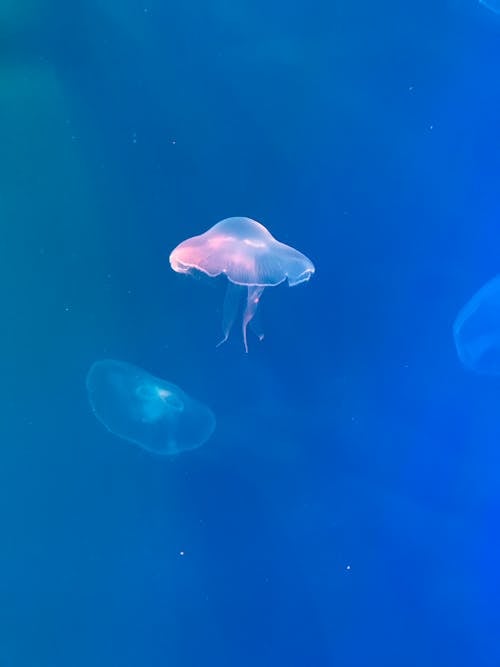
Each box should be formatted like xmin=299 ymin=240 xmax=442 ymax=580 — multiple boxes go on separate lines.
xmin=2 ymin=0 xmax=500 ymax=665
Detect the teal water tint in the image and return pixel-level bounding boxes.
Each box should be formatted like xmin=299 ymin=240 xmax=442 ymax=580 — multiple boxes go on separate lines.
xmin=3 ymin=0 xmax=500 ymax=665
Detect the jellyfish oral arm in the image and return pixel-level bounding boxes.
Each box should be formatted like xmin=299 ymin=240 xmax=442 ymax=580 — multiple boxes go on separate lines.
xmin=216 ymin=283 xmax=265 ymax=352
xmin=242 ymin=286 xmax=265 ymax=353
xmin=216 ymin=282 xmax=244 ymax=348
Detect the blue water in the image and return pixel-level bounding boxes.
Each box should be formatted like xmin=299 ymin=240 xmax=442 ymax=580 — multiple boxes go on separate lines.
xmin=2 ymin=1 xmax=500 ymax=665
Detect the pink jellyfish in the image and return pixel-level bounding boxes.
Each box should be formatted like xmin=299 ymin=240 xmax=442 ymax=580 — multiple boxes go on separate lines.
xmin=169 ymin=217 xmax=315 ymax=352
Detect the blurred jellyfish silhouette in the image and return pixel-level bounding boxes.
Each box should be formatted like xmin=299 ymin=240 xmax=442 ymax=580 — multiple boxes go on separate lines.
xmin=86 ymin=360 xmax=216 ymax=454
xmin=479 ymin=0 xmax=500 ymax=15
xmin=169 ymin=217 xmax=315 ymax=352
xmin=453 ymin=275 xmax=500 ymax=375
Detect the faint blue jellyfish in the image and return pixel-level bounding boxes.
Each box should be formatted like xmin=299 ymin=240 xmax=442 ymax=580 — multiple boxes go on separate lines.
xmin=479 ymin=0 xmax=500 ymax=15
xmin=453 ymin=275 xmax=500 ymax=374
xmin=169 ymin=217 xmax=315 ymax=352
xmin=86 ymin=360 xmax=216 ymax=454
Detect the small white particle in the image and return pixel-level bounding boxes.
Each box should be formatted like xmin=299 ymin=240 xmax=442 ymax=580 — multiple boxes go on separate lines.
xmin=179 ymin=550 xmax=185 ymax=556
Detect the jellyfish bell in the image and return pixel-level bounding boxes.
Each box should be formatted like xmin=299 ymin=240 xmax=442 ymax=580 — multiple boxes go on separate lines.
xmin=169 ymin=217 xmax=315 ymax=351
xmin=453 ymin=274 xmax=500 ymax=375
xmin=169 ymin=217 xmax=314 ymax=287
xmin=86 ymin=360 xmax=216 ymax=455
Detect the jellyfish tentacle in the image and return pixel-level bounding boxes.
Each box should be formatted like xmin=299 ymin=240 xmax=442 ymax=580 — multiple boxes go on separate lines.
xmin=216 ymin=282 xmax=245 ymax=348
xmin=242 ymin=286 xmax=265 ymax=353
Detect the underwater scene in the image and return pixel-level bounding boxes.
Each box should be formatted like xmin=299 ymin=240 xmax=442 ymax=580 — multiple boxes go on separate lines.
xmin=3 ymin=0 xmax=500 ymax=665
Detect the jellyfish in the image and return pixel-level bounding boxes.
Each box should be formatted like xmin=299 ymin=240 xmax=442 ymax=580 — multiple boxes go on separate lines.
xmin=479 ymin=0 xmax=500 ymax=15
xmin=453 ymin=275 xmax=500 ymax=375
xmin=169 ymin=217 xmax=315 ymax=352
xmin=86 ymin=359 xmax=216 ymax=454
